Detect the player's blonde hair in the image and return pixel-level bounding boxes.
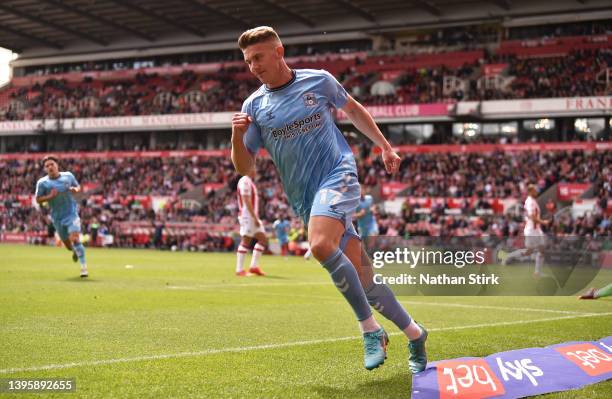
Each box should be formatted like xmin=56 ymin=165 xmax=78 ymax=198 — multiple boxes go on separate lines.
xmin=238 ymin=26 xmax=281 ymax=50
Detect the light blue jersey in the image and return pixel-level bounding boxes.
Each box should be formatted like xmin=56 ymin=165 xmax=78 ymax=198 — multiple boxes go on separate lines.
xmin=273 ymin=219 xmax=291 ymax=244
xmin=242 ymin=69 xmax=358 ymax=224
xmin=35 ymin=171 xmax=81 ymax=240
xmin=357 ymin=195 xmax=378 ymax=238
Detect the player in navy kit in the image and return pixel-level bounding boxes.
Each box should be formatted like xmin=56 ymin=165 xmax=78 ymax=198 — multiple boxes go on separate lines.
xmin=35 ymin=155 xmax=88 ymax=277
xmin=231 ymin=26 xmax=427 ymax=373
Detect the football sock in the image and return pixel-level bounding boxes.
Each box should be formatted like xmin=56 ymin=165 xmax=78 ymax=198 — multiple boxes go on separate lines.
xmin=365 ymin=282 xmax=412 ymax=331
xmin=236 ymin=244 xmax=248 ymax=272
xmin=72 ymin=242 xmax=86 ymax=266
xmin=321 ymin=248 xmax=372 ymax=322
xmin=595 ymin=283 xmax=612 ymax=299
xmin=250 ymin=243 xmax=264 ymax=268
xmin=359 ymin=315 xmax=381 ymax=333
xmin=405 ymin=320 xmax=424 ymax=341
xmin=535 ymin=252 xmax=543 ymax=275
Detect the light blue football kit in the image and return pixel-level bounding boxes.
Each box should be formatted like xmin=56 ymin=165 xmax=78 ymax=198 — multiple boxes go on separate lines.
xmin=242 ymin=69 xmax=360 ymax=242
xmin=357 ymin=195 xmax=379 ymax=239
xmin=35 ymin=171 xmax=87 ymax=267
xmin=240 ymin=68 xmax=420 ymax=370
xmin=35 ymin=172 xmax=81 ymax=240
xmin=273 ymin=219 xmax=291 ymax=245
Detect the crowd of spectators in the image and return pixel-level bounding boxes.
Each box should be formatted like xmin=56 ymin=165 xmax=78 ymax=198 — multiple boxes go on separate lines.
xmin=2 ymin=40 xmax=611 ymax=121
xmin=1 ymin=147 xmax=610 ymax=251
xmin=359 ymin=149 xmax=610 ymax=198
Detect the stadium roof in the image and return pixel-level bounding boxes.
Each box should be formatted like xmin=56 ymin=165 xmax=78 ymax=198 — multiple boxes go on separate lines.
xmin=0 ymin=0 xmax=609 ymax=56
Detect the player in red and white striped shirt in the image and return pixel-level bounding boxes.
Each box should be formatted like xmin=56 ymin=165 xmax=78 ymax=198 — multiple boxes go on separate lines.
xmin=502 ymin=184 xmax=550 ymax=277
xmin=235 ymin=169 xmax=266 ymax=276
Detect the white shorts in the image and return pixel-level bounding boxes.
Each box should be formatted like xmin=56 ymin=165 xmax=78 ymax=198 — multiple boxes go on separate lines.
xmin=239 ymin=216 xmax=265 ymax=238
xmin=524 ymin=229 xmax=546 ymax=249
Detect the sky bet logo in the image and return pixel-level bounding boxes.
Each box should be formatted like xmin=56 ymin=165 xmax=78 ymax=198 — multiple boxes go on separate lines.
xmin=270 ymin=112 xmax=322 ymax=139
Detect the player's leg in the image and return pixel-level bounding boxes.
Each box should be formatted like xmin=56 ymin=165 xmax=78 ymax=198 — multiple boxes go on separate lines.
xmin=580 ymin=283 xmax=612 ymax=299
xmin=281 ymin=240 xmax=289 ymax=258
xmin=309 ymin=174 xmax=388 ymax=370
xmin=503 ymin=244 xmax=532 ymax=265
xmin=67 ymin=217 xmax=87 ymax=277
xmin=55 ymin=221 xmax=78 ymax=263
xmin=534 ymin=248 xmax=545 ymax=277
xmin=344 ymin=236 xmax=428 ymax=373
xmin=309 ymin=215 xmax=389 ymax=370
xmin=303 ymin=245 xmax=312 ymax=260
xmin=594 ymin=283 xmax=612 ymax=298
xmin=248 ymin=231 xmax=267 ymax=276
xmin=532 ymin=233 xmax=548 ymax=278
xmin=236 ymin=235 xmax=253 ymax=276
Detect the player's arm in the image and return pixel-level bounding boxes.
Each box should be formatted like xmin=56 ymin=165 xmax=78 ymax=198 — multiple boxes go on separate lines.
xmin=354 ymin=208 xmax=366 ymax=219
xmin=341 ymin=96 xmax=400 ymax=174
xmin=34 ymin=180 xmax=57 ymax=204
xmin=527 ymin=205 xmax=549 ymax=226
xmin=241 ymin=192 xmax=261 ymax=225
xmin=231 ymin=113 xmax=256 ymax=175
xmin=68 ymin=173 xmax=81 ymax=193
xmin=531 ymin=212 xmax=550 ymax=226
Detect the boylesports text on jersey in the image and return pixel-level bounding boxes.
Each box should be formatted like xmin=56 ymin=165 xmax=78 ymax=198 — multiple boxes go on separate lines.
xmin=270 ymin=112 xmax=322 ymax=139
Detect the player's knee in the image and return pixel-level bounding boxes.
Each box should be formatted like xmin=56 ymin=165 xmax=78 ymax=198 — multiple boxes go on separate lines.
xmin=309 ymin=237 xmax=336 ymax=261
xmin=255 ymin=234 xmax=267 ymax=246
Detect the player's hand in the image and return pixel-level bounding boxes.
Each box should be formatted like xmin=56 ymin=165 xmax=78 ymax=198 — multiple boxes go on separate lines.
xmin=69 ymin=187 xmax=79 ymax=193
xmin=232 ymin=113 xmax=252 ymax=137
xmin=48 ymin=188 xmax=59 ymax=199
xmin=382 ymin=148 xmax=401 ymax=174
xmin=256 ymin=219 xmax=263 ymax=227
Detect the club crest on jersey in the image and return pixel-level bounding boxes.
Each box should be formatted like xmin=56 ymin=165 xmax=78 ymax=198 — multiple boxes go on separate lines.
xmin=303 ymin=92 xmax=317 ymax=107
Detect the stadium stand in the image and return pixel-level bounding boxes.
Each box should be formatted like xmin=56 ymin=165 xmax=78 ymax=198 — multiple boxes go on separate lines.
xmin=0 ymin=14 xmax=610 ymax=250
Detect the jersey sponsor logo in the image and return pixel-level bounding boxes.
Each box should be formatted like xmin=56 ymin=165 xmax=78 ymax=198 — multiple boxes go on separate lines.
xmin=270 ymin=112 xmax=322 ymax=140
xmin=303 ymin=92 xmax=317 ymax=107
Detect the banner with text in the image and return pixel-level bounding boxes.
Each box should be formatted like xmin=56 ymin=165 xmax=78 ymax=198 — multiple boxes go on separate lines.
xmin=557 ymin=183 xmax=591 ymax=201
xmin=412 ymin=336 xmax=612 ymax=399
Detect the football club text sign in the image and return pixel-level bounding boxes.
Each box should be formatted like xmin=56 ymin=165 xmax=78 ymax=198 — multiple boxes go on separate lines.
xmin=412 ymin=337 xmax=612 ymax=398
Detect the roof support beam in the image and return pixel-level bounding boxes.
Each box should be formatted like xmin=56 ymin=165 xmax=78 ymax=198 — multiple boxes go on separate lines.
xmin=258 ymin=0 xmax=316 ymax=28
xmin=179 ymin=0 xmax=252 ymax=30
xmin=491 ymin=0 xmax=512 ymax=10
xmin=411 ymin=0 xmax=442 ymax=16
xmin=0 ymin=3 xmax=108 ymax=46
xmin=108 ymin=0 xmax=207 ymax=37
xmin=40 ymin=0 xmax=156 ymax=42
xmin=332 ymin=0 xmax=377 ymax=23
xmin=0 ymin=25 xmax=63 ymax=50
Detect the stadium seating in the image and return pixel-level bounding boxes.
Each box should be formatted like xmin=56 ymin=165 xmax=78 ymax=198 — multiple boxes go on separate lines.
xmin=1 ymin=146 xmax=609 ymax=249
xmin=1 ymin=33 xmax=610 ymax=121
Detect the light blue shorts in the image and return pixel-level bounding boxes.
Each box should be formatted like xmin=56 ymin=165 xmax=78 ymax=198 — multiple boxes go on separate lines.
xmin=359 ymin=223 xmax=379 ymax=240
xmin=304 ymin=171 xmax=361 ymax=249
xmin=54 ymin=215 xmax=81 ymax=241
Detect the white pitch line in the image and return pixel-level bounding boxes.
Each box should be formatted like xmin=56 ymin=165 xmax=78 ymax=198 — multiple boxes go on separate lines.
xmin=167 ymin=288 xmax=590 ymax=315
xmin=399 ymin=301 xmax=587 ymax=315
xmin=167 ymin=281 xmax=330 ymax=289
xmin=1 ymin=312 xmax=610 ymax=374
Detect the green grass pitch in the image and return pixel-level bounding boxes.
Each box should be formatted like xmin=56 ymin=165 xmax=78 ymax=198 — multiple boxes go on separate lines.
xmin=1 ymin=244 xmax=611 ymax=398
